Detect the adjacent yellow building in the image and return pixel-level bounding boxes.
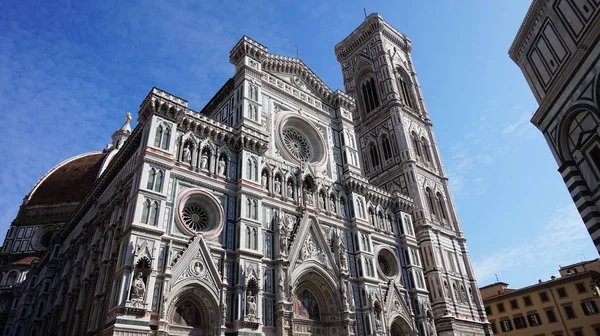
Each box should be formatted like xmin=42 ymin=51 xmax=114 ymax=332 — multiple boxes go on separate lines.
xmin=480 ymin=259 xmax=600 ymax=336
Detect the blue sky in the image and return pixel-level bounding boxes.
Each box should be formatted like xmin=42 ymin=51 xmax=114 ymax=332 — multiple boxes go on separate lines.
xmin=0 ymin=0 xmax=597 ymax=289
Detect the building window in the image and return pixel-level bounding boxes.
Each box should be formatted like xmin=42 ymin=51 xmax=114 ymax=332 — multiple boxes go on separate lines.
xmin=557 ymin=287 xmax=567 ymax=298
xmin=369 ymin=143 xmax=381 ymax=168
xmin=576 ymin=282 xmax=586 ymax=293
xmin=527 ymin=313 xmax=541 ymax=326
xmin=381 ymin=135 xmax=392 ymax=161
xmin=485 ymin=306 xmax=492 ymax=315
xmin=539 ymin=291 xmax=549 ymax=302
xmin=411 ymin=131 xmax=421 ymax=158
xmin=523 ymin=296 xmax=532 ymax=306
xmin=154 ymin=125 xmax=170 ymax=150
xmin=500 ymin=319 xmax=513 ymax=332
xmin=573 ymin=330 xmax=583 ymax=336
xmin=436 ymin=192 xmax=447 ymax=220
xmin=147 ymin=168 xmax=164 ymax=192
xmin=490 ymin=321 xmax=497 ymax=334
xmin=545 ymin=309 xmax=557 ymax=322
xmin=510 ymin=299 xmax=519 ymax=309
xmin=421 ymin=137 xmax=431 ymax=162
xmin=398 ymin=75 xmax=414 ymax=109
xmin=566 ymin=268 xmax=578 ymax=275
xmin=581 ymin=300 xmax=598 ymax=315
xmin=246 ymin=157 xmax=258 ymax=181
xmin=360 ymin=77 xmax=380 ymax=114
xmin=513 ymin=316 xmax=526 ymax=329
xmin=425 ymin=188 xmax=436 ymax=217
xmin=564 ymin=305 xmax=576 ymax=319
xmin=497 ymin=303 xmax=505 ymax=313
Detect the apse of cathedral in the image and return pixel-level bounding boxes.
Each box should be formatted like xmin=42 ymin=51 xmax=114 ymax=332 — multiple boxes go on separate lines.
xmin=0 ymin=14 xmax=491 ymax=336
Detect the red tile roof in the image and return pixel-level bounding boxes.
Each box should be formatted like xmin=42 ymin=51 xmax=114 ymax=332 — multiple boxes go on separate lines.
xmin=28 ymin=153 xmax=106 ymax=206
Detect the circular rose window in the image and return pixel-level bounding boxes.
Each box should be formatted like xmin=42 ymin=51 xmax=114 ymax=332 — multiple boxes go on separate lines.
xmin=182 ymin=203 xmax=209 ymax=231
xmin=277 ymin=113 xmax=327 ymax=165
xmin=377 ymin=248 xmax=400 ymax=278
xmin=176 ymin=189 xmax=224 ymax=238
xmin=283 ymin=128 xmax=311 ymax=162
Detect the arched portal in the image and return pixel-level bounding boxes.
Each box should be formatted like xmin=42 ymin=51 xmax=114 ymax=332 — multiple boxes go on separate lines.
xmin=390 ymin=316 xmax=414 ymax=336
xmin=165 ymin=285 xmax=219 ymax=336
xmin=291 ymin=264 xmax=343 ymax=336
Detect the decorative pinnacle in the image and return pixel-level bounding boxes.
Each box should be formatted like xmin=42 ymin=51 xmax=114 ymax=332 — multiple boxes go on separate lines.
xmin=126 ymin=112 xmax=132 ymax=122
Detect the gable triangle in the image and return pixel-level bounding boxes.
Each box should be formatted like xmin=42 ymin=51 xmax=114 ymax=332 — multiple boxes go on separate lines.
xmin=169 ymin=236 xmax=222 ymax=298
xmin=288 ymin=214 xmax=338 ymax=275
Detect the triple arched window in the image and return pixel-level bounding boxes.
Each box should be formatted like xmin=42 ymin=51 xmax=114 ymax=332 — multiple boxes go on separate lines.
xmin=146 ymin=168 xmax=164 ymax=192
xmin=141 ymin=199 xmax=160 ymax=226
xmin=360 ymin=77 xmax=380 ymax=114
xmin=154 ymin=125 xmax=171 ymax=150
xmin=245 ymin=227 xmax=258 ymax=250
xmin=246 ymin=198 xmax=258 ymax=220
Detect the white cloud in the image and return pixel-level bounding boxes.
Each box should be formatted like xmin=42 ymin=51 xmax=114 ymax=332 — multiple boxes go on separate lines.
xmin=503 ymin=113 xmax=536 ymax=137
xmin=473 ymin=204 xmax=593 ymax=285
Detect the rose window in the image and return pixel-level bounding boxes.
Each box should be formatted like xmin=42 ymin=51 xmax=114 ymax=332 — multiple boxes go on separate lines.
xmin=182 ymin=203 xmax=209 ymax=232
xmin=283 ymin=128 xmax=311 ymax=162
xmin=377 ymin=249 xmax=400 ymax=278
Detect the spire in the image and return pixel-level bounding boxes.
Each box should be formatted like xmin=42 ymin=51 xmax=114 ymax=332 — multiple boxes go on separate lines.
xmin=107 ymin=112 xmax=133 ymax=151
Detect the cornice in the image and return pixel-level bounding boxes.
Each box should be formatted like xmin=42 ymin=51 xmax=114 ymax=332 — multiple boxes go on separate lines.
xmin=508 ymin=0 xmax=548 ymax=62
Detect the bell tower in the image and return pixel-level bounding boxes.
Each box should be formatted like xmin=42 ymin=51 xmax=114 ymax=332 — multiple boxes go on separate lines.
xmin=335 ymin=14 xmax=491 ymax=335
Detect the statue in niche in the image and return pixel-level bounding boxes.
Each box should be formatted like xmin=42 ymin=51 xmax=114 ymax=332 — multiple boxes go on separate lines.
xmin=287 ymin=181 xmax=293 ymax=198
xmin=304 ymin=189 xmax=313 ymax=205
xmin=341 ymin=281 xmax=348 ymax=310
xmin=221 ymin=299 xmax=228 ymax=322
xmin=277 ymin=272 xmax=286 ymax=300
xmin=330 ymin=197 xmax=336 ymax=213
xmin=426 ymin=310 xmax=435 ymax=336
xmin=200 ymin=151 xmax=209 ymax=169
xmin=319 ymin=194 xmax=325 ymax=209
xmin=274 ymin=178 xmax=281 ymax=195
xmin=285 ymin=214 xmax=295 ymax=232
xmin=246 ymin=292 xmax=257 ymax=317
xmin=218 ymin=156 xmax=226 ymax=176
xmin=337 ymin=230 xmax=348 ymax=270
xmin=191 ymin=261 xmax=203 ymax=276
xmin=130 ymin=271 xmax=146 ymax=300
xmin=278 ymin=217 xmax=288 ymax=256
xmin=261 ymin=173 xmax=268 ymax=189
xmin=182 ymin=145 xmax=192 ymax=164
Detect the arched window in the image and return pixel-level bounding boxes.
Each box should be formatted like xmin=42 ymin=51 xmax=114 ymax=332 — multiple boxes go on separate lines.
xmin=381 ymin=135 xmax=392 ymax=161
xmin=252 ymin=200 xmax=258 ymax=220
xmin=436 ymin=192 xmax=447 ymax=220
xmin=155 ymin=170 xmax=164 ymax=192
xmin=567 ymin=110 xmax=600 ymax=182
xmin=368 ymin=208 xmax=376 ymax=226
xmin=149 ymin=202 xmax=159 ymax=226
xmin=246 ymin=227 xmax=252 ymax=249
xmin=361 ymin=77 xmax=380 ymax=114
xmin=154 ymin=125 xmax=163 ymax=147
xmin=369 ymin=143 xmax=380 ymax=168
xmin=398 ymin=75 xmax=414 ymax=109
xmin=421 ymin=137 xmax=431 ymax=162
xmin=141 ymin=199 xmax=151 ymax=224
xmin=147 ymin=169 xmax=156 ymax=190
xmin=357 ymin=199 xmax=365 ymax=218
xmin=411 ymin=132 xmax=421 ymax=158
xmin=425 ymin=188 xmax=436 ymax=217
xmin=161 ymin=127 xmax=170 ymax=150
xmin=246 ymin=158 xmax=253 ymax=180
xmin=246 ymin=199 xmax=252 ymax=218
xmin=252 ymin=228 xmax=258 ymax=250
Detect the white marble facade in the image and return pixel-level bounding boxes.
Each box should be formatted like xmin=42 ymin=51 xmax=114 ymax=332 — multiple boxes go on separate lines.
xmin=0 ymin=14 xmax=491 ymax=336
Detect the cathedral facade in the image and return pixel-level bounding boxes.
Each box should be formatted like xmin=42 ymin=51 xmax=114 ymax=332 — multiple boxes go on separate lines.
xmin=0 ymin=14 xmax=490 ymax=336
